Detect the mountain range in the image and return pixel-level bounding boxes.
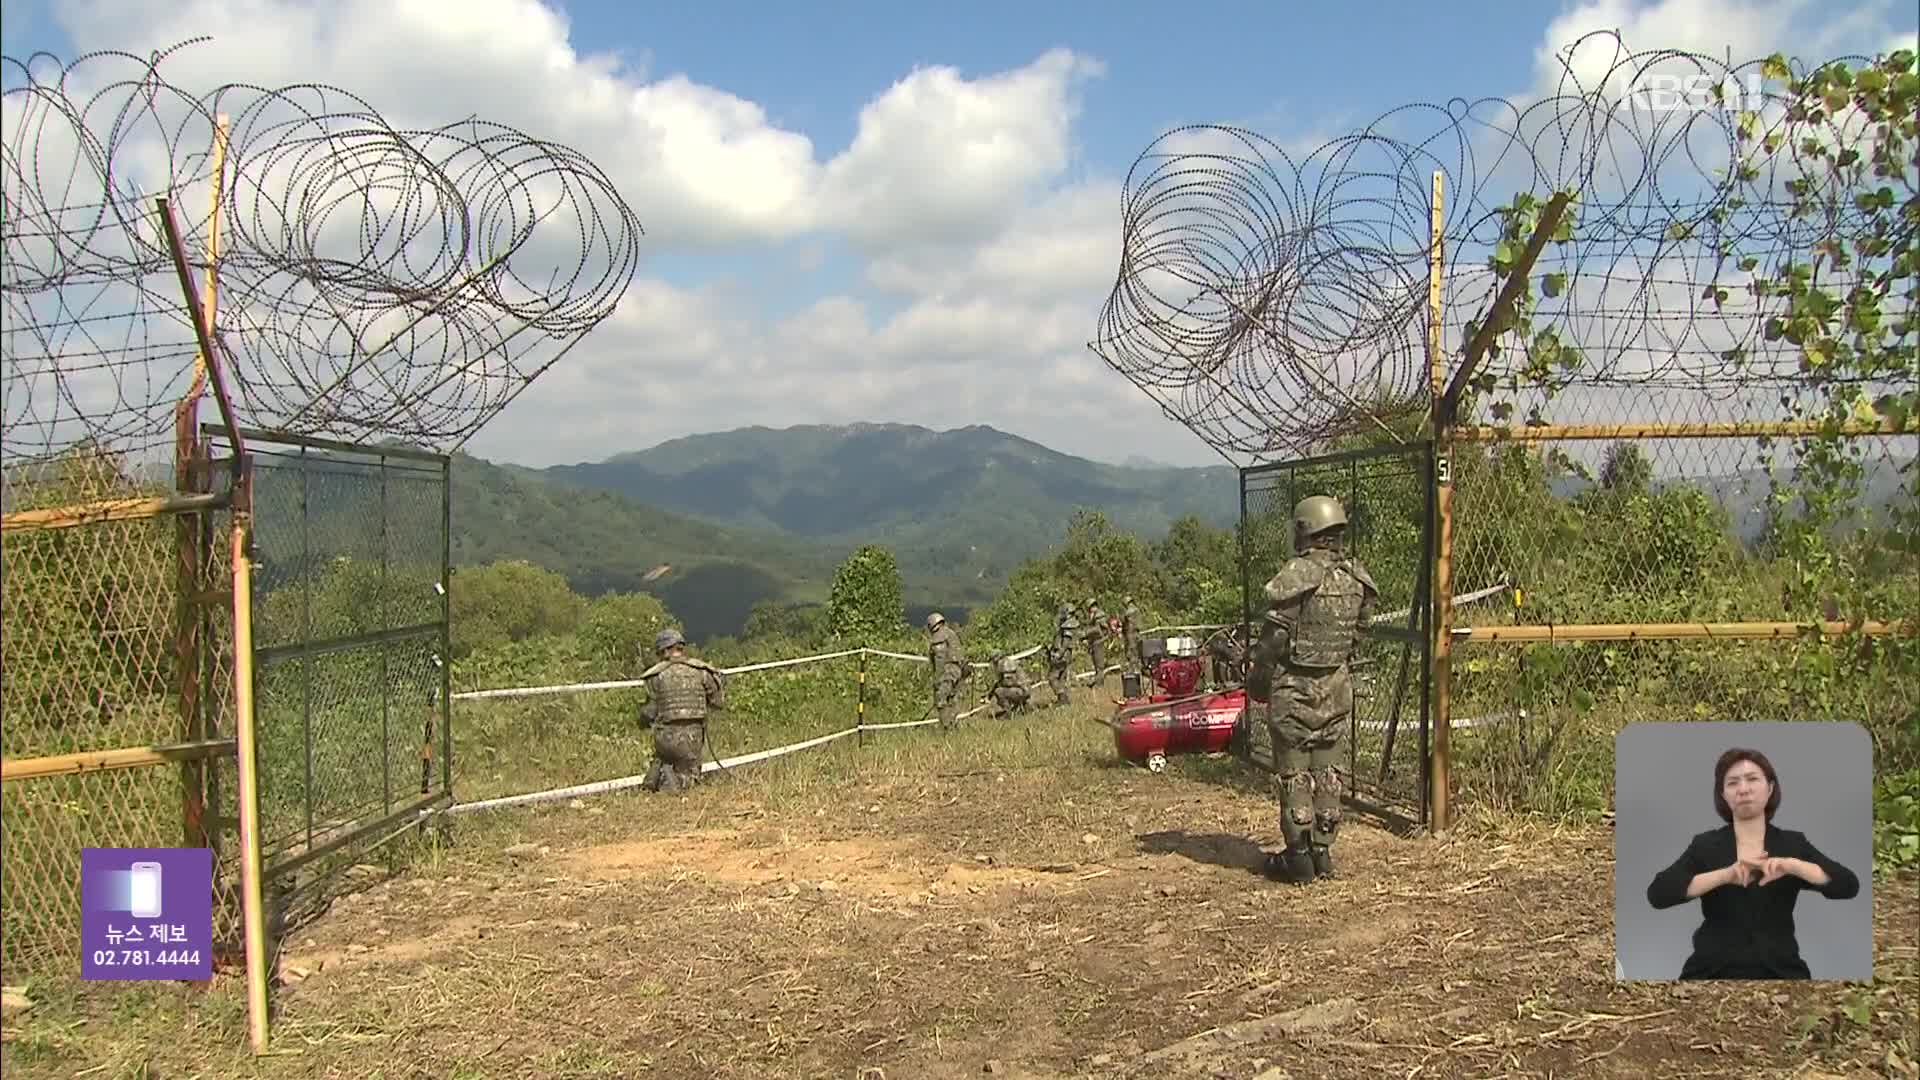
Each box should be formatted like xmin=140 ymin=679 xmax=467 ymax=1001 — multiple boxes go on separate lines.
xmin=461 ymin=423 xmax=1242 ymax=639
xmin=454 ymin=422 xmax=1910 ymax=640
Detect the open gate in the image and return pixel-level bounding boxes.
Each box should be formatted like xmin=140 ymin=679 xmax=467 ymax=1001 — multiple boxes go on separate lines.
xmin=204 ymin=426 xmax=454 ymax=934
xmin=1238 ymin=441 xmax=1435 ymax=824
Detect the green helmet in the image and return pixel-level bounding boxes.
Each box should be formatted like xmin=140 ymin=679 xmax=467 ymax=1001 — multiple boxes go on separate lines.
xmin=926 ymin=612 xmax=945 ymax=630
xmin=1293 ymin=495 xmax=1348 ymax=539
xmin=653 ymin=627 xmax=686 ymax=653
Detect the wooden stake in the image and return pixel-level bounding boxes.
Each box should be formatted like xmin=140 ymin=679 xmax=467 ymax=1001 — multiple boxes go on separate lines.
xmin=177 ymin=112 xmax=228 ymax=852
xmin=231 ymin=517 xmax=270 ymax=1054
xmin=1457 ymin=619 xmax=1909 ymax=643
xmin=0 ymin=739 xmax=238 ymax=782
xmin=1 ymin=492 xmax=226 ymax=532
xmin=1454 ymin=419 xmax=1907 ymax=441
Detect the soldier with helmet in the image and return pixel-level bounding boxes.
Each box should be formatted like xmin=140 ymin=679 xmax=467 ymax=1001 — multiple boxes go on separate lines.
xmin=1246 ymin=494 xmax=1378 ymax=884
xmin=1045 ymin=604 xmax=1077 ymax=706
xmin=986 ymin=651 xmax=1032 ymax=718
xmin=925 ymin=611 xmax=966 ymax=728
xmin=1081 ymin=597 xmax=1110 ymax=687
xmin=637 ymin=627 xmax=727 ymax=793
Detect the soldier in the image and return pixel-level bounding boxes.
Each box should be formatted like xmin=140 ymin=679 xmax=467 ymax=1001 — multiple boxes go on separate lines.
xmin=1246 ymin=495 xmax=1377 ymax=884
xmin=1207 ymin=627 xmax=1246 ymax=690
xmin=1081 ymin=597 xmax=1109 ymax=687
xmin=637 ymin=627 xmax=726 ymax=793
xmin=1120 ymin=596 xmax=1144 ymax=674
xmin=1045 ymin=604 xmax=1077 ymax=706
xmin=986 ymin=652 xmax=1032 ymax=717
xmin=926 ymin=612 xmax=965 ymax=728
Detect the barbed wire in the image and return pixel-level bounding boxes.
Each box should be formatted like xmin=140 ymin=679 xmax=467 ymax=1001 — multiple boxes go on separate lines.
xmin=1092 ymin=30 xmax=1905 ymax=462
xmin=1 ymin=38 xmax=644 ymax=470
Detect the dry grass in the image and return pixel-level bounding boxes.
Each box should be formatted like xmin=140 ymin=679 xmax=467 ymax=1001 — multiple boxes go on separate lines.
xmin=3 ymin=700 xmax=1914 ymax=1080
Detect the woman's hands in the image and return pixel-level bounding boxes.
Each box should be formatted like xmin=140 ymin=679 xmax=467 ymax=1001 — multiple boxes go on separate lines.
xmin=1722 ymin=852 xmax=1770 ymax=887
xmin=1720 ymin=854 xmax=1823 ymax=888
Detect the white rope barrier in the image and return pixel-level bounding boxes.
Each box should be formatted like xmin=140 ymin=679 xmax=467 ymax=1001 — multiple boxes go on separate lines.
xmin=698 ymin=725 xmax=860 ymax=771
xmin=452 ymin=647 xmax=867 ymax=701
xmin=444 ymin=769 xmax=661 ymax=815
xmin=450 ymin=581 xmax=1517 ymax=704
xmin=438 ymin=580 xmax=1523 ymax=816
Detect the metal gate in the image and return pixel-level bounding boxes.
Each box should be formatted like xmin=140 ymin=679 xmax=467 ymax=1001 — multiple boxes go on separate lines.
xmin=205 ymin=426 xmax=453 ymax=930
xmin=1238 ymin=441 xmax=1435 ymax=822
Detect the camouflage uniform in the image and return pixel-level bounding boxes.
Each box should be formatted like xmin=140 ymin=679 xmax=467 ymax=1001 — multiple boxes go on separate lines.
xmin=638 ymin=628 xmax=726 ymax=793
xmin=1247 ymin=496 xmax=1377 ymax=883
xmin=926 ymin=612 xmax=965 ymax=728
xmin=1081 ymin=599 xmax=1109 ymax=686
xmin=987 ymin=653 xmax=1031 ymax=717
xmin=1045 ymin=605 xmax=1077 ymax=706
xmin=1120 ymin=597 xmax=1143 ymax=674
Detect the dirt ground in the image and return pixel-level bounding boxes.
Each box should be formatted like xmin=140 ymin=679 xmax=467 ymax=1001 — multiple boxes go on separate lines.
xmin=3 ymin=738 xmax=1915 ymax=1079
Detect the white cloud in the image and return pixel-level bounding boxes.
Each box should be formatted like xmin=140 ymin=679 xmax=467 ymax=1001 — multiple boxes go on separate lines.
xmin=8 ymin=0 xmax=1911 ymax=480
xmin=5 ymin=0 xmax=1221 ymax=469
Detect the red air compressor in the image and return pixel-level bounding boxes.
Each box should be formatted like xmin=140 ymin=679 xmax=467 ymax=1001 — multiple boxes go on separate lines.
xmin=1110 ymin=634 xmax=1248 ymax=773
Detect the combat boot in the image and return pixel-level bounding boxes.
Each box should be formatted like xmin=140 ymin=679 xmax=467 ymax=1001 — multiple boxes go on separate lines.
xmin=1309 ymin=844 xmax=1335 ymax=879
xmin=1263 ymin=848 xmax=1315 ymax=884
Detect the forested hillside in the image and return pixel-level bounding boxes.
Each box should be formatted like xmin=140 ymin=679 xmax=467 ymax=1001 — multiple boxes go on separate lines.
xmin=529 ymin=422 xmax=1241 ymax=604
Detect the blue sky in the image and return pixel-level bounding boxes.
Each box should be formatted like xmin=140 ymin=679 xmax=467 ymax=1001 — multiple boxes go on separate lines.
xmin=2 ymin=1 xmax=1914 ymax=468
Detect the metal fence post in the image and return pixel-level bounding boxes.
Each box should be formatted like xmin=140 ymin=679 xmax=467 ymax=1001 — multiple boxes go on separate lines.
xmin=856 ymin=649 xmax=869 ymax=747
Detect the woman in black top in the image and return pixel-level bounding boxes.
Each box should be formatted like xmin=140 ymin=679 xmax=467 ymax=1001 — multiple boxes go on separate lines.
xmin=1646 ymin=747 xmax=1861 ymax=979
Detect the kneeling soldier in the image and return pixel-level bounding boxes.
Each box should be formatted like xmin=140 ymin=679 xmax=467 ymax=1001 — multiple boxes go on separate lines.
xmin=987 ymin=652 xmax=1032 ymax=717
xmin=638 ymin=627 xmax=726 ymax=792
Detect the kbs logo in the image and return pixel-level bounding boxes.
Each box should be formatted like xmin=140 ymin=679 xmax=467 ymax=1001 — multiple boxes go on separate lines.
xmin=1627 ymin=72 xmax=1770 ymax=113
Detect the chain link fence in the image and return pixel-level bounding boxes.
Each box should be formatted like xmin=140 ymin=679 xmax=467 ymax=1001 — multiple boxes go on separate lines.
xmin=1440 ymin=391 xmax=1919 ymax=816
xmin=1239 ymin=441 xmax=1436 ymax=819
xmin=1 ymin=442 xmax=243 ymax=979
xmin=209 ymin=428 xmax=454 ymax=944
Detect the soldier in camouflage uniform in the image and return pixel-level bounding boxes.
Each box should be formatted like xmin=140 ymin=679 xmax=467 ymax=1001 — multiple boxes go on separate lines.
xmin=1045 ymin=604 xmax=1077 ymax=706
xmin=1120 ymin=596 xmax=1144 ymax=674
xmin=986 ymin=652 xmax=1032 ymax=717
xmin=1208 ymin=629 xmax=1247 ymax=690
xmin=926 ymin=612 xmax=966 ymax=728
xmin=638 ymin=627 xmax=727 ymax=793
xmin=1081 ymin=598 xmax=1109 ymax=687
xmin=1246 ymin=495 xmax=1377 ymax=884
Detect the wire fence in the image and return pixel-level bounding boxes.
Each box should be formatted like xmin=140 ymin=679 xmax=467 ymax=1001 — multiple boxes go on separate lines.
xmin=1090 ymin=33 xmax=1919 ymax=823
xmin=208 ymin=428 xmax=455 ymax=947
xmin=1239 ymin=441 xmax=1438 ymax=815
xmin=1440 ymin=420 xmax=1918 ymax=817
xmin=0 ymin=470 xmax=240 ymax=978
xmin=1 ymin=40 xmax=640 ymax=1053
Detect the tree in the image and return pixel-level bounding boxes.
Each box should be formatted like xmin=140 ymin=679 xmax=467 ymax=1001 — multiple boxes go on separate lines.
xmin=826 ymin=545 xmax=905 ymax=641
xmin=1151 ymin=514 xmax=1238 ymax=614
xmin=1599 ymin=442 xmax=1654 ymax=493
xmin=1050 ymin=510 xmax=1160 ymax=603
xmin=743 ymin=600 xmax=827 ymax=645
xmin=577 ymin=591 xmax=675 ymax=672
xmin=447 ymin=560 xmax=586 ymax=656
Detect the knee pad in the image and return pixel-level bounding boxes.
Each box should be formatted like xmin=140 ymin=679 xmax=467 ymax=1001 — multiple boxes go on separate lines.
xmin=1315 ymin=808 xmax=1341 ymax=835
xmin=1288 ymin=806 xmax=1315 ymax=827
